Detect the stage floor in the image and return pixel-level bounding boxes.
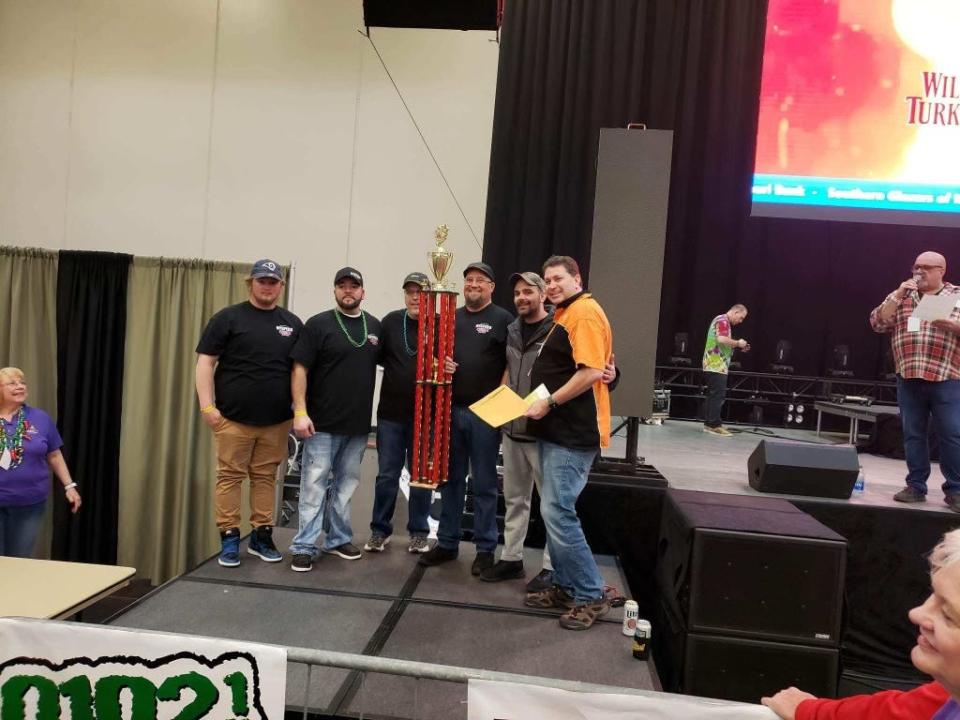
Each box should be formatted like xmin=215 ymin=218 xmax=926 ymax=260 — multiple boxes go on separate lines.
xmin=109 ymin=526 xmax=654 ymax=720
xmin=608 ymin=419 xmax=959 ymax=515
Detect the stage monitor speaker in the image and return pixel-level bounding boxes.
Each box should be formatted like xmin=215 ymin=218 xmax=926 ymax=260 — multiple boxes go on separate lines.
xmin=748 ymin=439 xmax=860 ymax=499
xmin=657 ymin=490 xmax=846 ymax=646
xmin=683 ymin=633 xmax=840 ymax=702
xmin=363 ymin=0 xmax=500 ymax=30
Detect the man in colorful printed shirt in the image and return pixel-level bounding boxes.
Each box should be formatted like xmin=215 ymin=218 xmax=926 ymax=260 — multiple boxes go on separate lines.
xmin=523 ymin=255 xmax=614 ymax=631
xmin=870 ymin=251 xmax=960 ymax=512
xmin=701 ymin=304 xmax=749 ymax=437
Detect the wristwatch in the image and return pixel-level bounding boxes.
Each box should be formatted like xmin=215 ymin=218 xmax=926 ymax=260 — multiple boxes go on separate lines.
xmin=547 ymin=394 xmax=558 ymax=409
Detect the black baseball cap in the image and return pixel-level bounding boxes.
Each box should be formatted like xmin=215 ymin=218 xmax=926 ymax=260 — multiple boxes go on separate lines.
xmin=463 ymin=262 xmax=495 ymax=281
xmin=402 ymin=272 xmax=429 ymax=289
xmin=249 ymin=259 xmax=283 ymax=281
xmin=334 ymin=267 xmax=363 ymax=286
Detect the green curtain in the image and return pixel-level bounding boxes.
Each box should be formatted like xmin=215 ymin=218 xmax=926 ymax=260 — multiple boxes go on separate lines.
xmin=0 ymin=246 xmax=59 ymax=557
xmin=118 ymin=257 xmax=287 ymax=584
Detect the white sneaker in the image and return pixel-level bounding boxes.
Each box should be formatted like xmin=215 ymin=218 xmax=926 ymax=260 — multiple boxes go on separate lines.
xmin=703 ymin=426 xmax=733 ymax=437
xmin=363 ymin=535 xmax=390 ymax=552
xmin=407 ymin=536 xmax=431 ymax=553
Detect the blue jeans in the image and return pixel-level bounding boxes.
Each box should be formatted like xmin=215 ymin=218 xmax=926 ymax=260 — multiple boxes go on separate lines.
xmin=290 ymin=432 xmax=367 ymax=557
xmin=437 ymin=405 xmax=500 ymax=553
xmin=538 ymin=440 xmax=604 ymax=603
xmin=0 ymin=500 xmax=46 ymax=558
xmin=897 ymin=375 xmax=960 ymax=497
xmin=370 ymin=419 xmax=432 ymax=538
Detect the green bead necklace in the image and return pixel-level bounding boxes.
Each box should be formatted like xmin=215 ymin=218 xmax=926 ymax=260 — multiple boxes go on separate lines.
xmin=335 ymin=308 xmax=368 ymax=348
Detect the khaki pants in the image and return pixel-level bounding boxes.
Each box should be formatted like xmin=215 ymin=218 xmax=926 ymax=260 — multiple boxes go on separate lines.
xmin=213 ymin=417 xmax=291 ymax=531
xmin=501 ymin=434 xmax=552 ymax=569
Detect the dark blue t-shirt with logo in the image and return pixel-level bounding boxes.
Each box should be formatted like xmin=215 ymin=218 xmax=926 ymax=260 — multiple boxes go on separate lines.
xmin=452 ymin=303 xmax=513 ymax=406
xmin=196 ymin=301 xmax=303 ymax=426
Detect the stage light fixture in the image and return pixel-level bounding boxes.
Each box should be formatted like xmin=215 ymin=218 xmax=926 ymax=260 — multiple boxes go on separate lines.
xmin=670 ymin=332 xmax=692 ymax=366
xmin=786 ymin=413 xmax=794 ymax=423
xmin=829 ymin=343 xmax=854 ymax=378
xmin=771 ymin=340 xmax=794 ymax=374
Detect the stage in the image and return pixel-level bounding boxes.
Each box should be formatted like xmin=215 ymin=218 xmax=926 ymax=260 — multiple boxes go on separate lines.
xmin=105 ymin=420 xmax=960 ymax=716
xmin=614 ymin=417 xmax=953 ymax=514
xmin=107 ymin=521 xmax=654 ymax=720
xmin=604 ymin=419 xmax=960 ymax=687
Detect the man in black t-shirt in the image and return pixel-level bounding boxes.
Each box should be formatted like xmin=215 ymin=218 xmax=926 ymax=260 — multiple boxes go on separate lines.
xmin=420 ymin=261 xmax=513 ymax=575
xmin=364 ymin=272 xmax=435 ymax=555
xmin=288 ymin=267 xmax=382 ymax=573
xmin=196 ymin=259 xmax=303 ymax=569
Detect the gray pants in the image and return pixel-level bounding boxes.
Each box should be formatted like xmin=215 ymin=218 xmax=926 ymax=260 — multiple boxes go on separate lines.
xmin=501 ymin=434 xmax=552 ymax=569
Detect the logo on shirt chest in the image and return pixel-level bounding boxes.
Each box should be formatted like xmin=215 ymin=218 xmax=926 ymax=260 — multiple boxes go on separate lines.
xmin=475 ymin=323 xmax=493 ymax=335
xmin=276 ymin=324 xmax=294 ymax=337
xmin=368 ymin=334 xmax=380 ymax=346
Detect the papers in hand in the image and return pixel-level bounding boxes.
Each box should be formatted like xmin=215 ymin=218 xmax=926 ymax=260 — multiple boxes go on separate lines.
xmin=911 ymin=293 xmax=959 ymax=322
xmin=469 ymin=384 xmax=550 ymax=428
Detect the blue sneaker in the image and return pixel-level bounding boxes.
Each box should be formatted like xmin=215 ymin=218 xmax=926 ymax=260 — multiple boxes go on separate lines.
xmin=248 ymin=525 xmax=282 ymax=563
xmin=219 ymin=528 xmax=241 ymax=567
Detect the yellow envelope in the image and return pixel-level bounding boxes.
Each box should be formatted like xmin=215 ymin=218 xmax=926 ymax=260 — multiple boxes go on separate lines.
xmin=469 ymin=385 xmax=533 ymax=428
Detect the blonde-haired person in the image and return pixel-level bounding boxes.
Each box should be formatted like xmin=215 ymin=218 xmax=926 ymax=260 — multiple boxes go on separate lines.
xmin=762 ymin=528 xmax=960 ymax=719
xmin=0 ymin=367 xmax=81 ymax=557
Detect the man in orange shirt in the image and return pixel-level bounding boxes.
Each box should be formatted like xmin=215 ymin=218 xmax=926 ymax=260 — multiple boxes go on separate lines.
xmin=523 ymin=255 xmax=613 ymax=631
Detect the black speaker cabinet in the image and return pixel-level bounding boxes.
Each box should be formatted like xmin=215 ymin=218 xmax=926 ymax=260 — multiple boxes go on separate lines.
xmin=684 ymin=634 xmax=839 ymax=702
xmin=748 ymin=439 xmax=859 ymax=499
xmin=657 ymin=490 xmax=846 ymax=646
xmin=653 ymin=599 xmax=840 ymax=701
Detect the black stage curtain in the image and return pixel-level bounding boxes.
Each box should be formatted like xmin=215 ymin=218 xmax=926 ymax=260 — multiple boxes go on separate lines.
xmin=52 ymin=251 xmax=131 ymax=563
xmin=483 ymin=0 xmax=957 ymax=378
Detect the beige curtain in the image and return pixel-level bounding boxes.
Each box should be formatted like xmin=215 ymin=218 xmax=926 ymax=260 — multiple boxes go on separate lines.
xmin=0 ymin=246 xmax=59 ymax=557
xmin=117 ymin=257 xmax=280 ymax=584
xmin=0 ymin=246 xmax=58 ymax=415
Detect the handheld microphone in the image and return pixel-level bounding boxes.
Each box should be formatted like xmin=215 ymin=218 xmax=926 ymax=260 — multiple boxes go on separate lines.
xmin=913 ymin=273 xmax=923 ymax=300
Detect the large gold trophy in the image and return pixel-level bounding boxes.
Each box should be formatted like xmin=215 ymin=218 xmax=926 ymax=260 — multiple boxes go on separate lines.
xmin=411 ymin=225 xmax=458 ymax=489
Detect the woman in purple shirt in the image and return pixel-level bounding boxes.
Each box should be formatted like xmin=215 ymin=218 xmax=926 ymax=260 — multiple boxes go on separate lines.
xmin=0 ymin=367 xmax=81 ymax=557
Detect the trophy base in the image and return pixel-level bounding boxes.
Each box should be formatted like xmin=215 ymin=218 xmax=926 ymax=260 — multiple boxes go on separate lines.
xmin=409 ymin=478 xmax=448 ymax=490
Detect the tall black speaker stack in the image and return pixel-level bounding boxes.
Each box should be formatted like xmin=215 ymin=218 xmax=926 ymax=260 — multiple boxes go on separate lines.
xmin=654 ymin=490 xmax=847 ymax=703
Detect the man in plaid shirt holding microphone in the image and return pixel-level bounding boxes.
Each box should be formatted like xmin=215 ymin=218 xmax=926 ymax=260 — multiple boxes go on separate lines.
xmin=871 ymin=251 xmax=960 ymax=513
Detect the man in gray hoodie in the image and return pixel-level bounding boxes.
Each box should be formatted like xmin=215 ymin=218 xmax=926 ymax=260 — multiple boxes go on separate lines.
xmin=480 ymin=272 xmax=557 ymax=589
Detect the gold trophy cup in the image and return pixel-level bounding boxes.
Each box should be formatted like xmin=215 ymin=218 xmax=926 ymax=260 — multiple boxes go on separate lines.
xmin=428 ymin=224 xmax=454 ymax=291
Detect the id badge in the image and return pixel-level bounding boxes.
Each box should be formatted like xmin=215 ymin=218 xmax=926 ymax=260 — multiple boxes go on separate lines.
xmin=907 ymin=316 xmax=921 ymax=333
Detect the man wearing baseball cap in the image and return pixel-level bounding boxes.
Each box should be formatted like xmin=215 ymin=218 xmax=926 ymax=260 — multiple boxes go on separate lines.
xmin=420 ymin=261 xmax=513 ymax=575
xmin=483 ymin=272 xmax=618 ymax=589
xmin=196 ymin=258 xmax=303 ymax=568
xmin=364 ymin=272 xmax=435 ymax=554
xmin=288 ymin=267 xmax=382 ymax=572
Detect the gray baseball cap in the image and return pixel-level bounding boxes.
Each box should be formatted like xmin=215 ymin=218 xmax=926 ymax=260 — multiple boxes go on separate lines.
xmin=509 ymin=271 xmax=545 ymax=292
xmin=402 ymin=272 xmax=429 ymax=289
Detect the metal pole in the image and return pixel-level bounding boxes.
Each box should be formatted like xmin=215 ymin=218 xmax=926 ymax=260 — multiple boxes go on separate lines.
xmin=625 ymin=416 xmax=640 ymax=466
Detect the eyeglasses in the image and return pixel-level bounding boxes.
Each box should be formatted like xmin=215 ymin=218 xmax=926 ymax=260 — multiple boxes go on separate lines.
xmin=912 ymin=264 xmax=944 ymax=273
xmin=464 ymin=276 xmax=493 ymax=285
